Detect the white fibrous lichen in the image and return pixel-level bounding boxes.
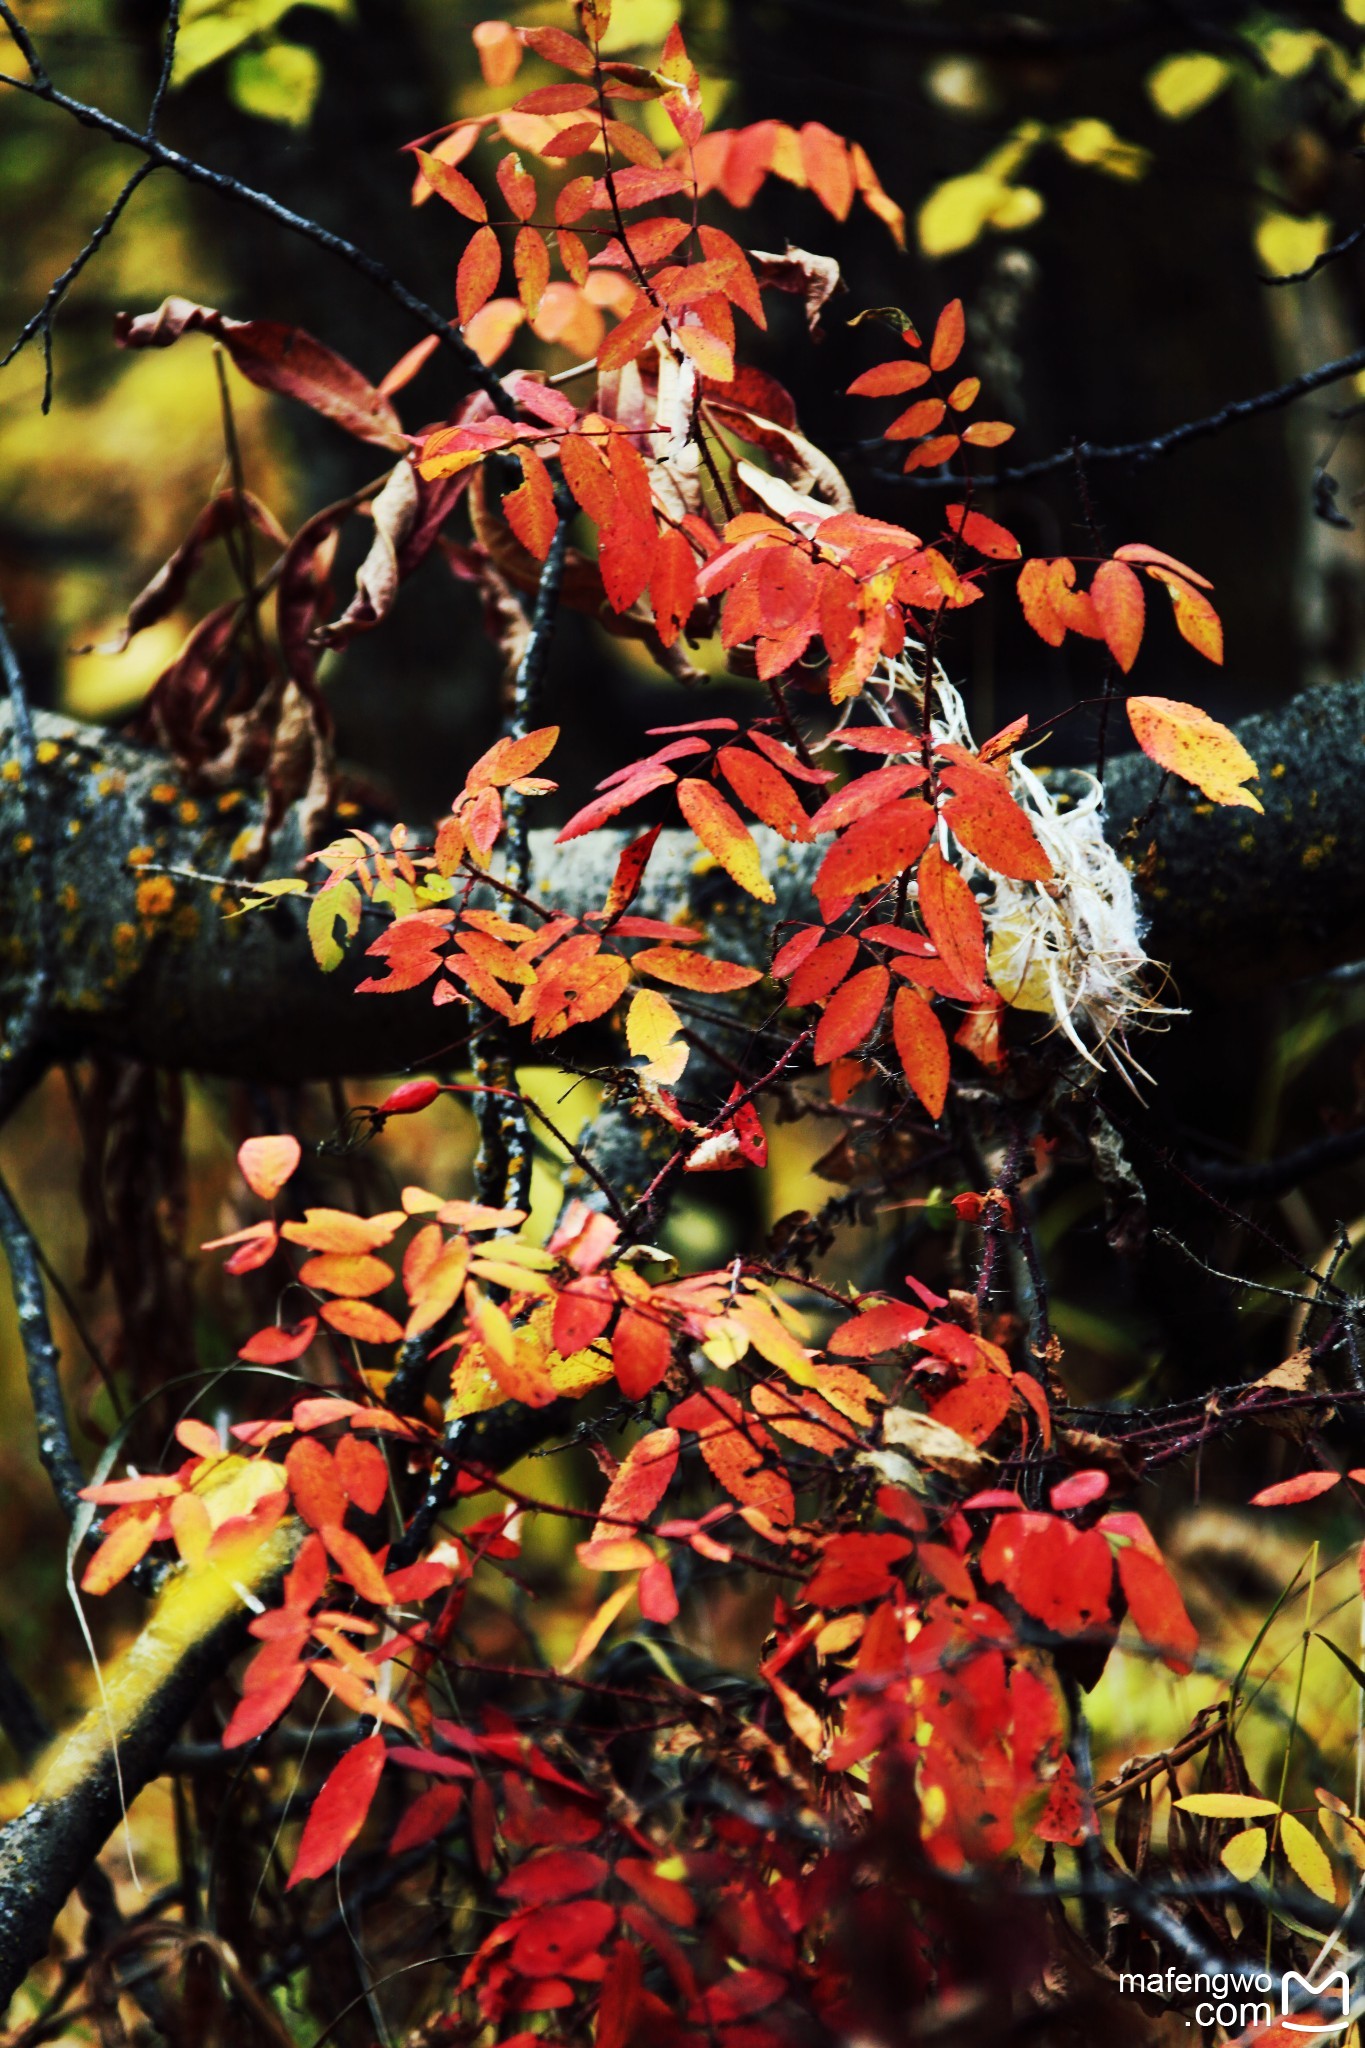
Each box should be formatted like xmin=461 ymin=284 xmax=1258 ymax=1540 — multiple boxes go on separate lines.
xmin=841 ymin=654 xmax=1177 ymax=1088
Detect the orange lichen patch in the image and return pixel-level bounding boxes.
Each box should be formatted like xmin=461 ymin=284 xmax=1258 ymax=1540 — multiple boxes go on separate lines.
xmin=177 ymin=800 xmax=201 ymax=825
xmin=2 ymin=760 xmax=21 ymax=783
xmin=150 ymin=782 xmax=180 ymax=806
xmin=136 ymin=875 xmax=177 ymax=918
xmin=60 ymin=886 xmax=79 ymax=913
xmin=112 ymin=922 xmax=139 ymax=956
xmin=128 ymin=845 xmax=155 ymax=867
xmin=12 ymin=833 xmax=32 ymax=856
xmin=217 ymin=790 xmax=245 ymax=812
xmin=96 ymin=770 xmax=126 ymax=797
xmin=65 ymin=818 xmax=81 ymax=837
xmin=35 ymin=740 xmax=60 ymax=766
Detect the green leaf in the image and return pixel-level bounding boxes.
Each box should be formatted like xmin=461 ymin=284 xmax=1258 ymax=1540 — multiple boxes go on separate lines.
xmin=172 ymin=0 xmax=349 ymax=89
xmin=230 ymin=41 xmax=322 ymax=126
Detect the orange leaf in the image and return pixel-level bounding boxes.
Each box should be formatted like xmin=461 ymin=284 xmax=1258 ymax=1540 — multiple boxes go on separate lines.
xmin=814 ymin=964 xmax=889 ymax=1064
xmin=962 ymin=419 xmax=1014 ymax=447
xmin=788 ymin=933 xmax=860 ymax=1006
xmin=530 ymin=951 xmax=632 ymax=1038
xmin=503 ymin=445 xmax=557 ymax=560
xmin=676 ymin=777 xmax=774 ymax=903
xmin=239 ymin=1317 xmax=318 ymax=1365
xmin=670 ymin=1387 xmax=794 ymax=1527
xmin=917 ymin=844 xmax=986 ymax=998
xmin=885 ymin=396 xmax=946 ymax=442
xmin=473 ymin=18 xmax=520 ymax=86
xmin=457 ymin=225 xmax=502 ymax=327
xmin=1113 ymin=541 xmax=1212 ymax=590
xmin=80 ymin=1507 xmax=161 ymax=1595
xmin=812 ymin=798 xmax=934 ymax=914
xmin=716 ymin=744 xmax=811 ymax=841
xmin=1017 ymin=558 xmax=1065 ymax=648
xmin=592 ymin=1427 xmax=680 ymax=1542
xmin=649 ymin=526 xmax=699 ymax=646
xmin=520 ymin=24 xmax=596 ymax=72
xmin=298 ymin=1252 xmax=394 ymax=1299
xmin=847 ymin=359 xmax=931 ymax=398
xmin=939 ymin=765 xmax=1051 ymax=882
xmin=892 ymin=984 xmax=949 ymax=1118
xmin=944 ymin=505 xmax=1020 ymax=560
xmin=496 ymin=151 xmax=537 ymax=221
xmin=1126 ymin=696 xmax=1260 ymax=810
xmin=1147 ymin=568 xmax=1223 ymax=664
xmin=1251 ymin=1470 xmax=1342 ymax=1507
xmin=800 ymin=121 xmax=854 ymax=219
xmin=239 ymin=1134 xmax=301 ymax=1202
xmin=288 ymin=1734 xmax=386 ymax=1887
xmin=614 ymin=1307 xmax=672 ymax=1398
xmin=1090 ymin=559 xmax=1145 ymax=673
xmin=412 ymin=149 xmax=487 ymax=223
xmin=514 ymin=225 xmax=550 ymax=320
xmin=631 ymin=946 xmax=761 ymax=993
xmin=599 ymin=299 xmax=665 ymax=374
xmin=320 ymin=1298 xmax=405 ymax=1344
xmin=929 ymin=298 xmax=965 ymax=372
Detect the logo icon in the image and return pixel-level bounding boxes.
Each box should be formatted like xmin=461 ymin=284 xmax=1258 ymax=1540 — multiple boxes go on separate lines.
xmin=1281 ymin=1969 xmax=1352 ymax=2033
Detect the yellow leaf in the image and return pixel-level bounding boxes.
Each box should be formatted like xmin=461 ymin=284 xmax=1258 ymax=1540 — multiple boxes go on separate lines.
xmin=1257 ymin=212 xmax=1331 ymax=279
xmin=1055 ymin=118 xmax=1149 ymax=179
xmin=1147 ymin=52 xmax=1232 ymax=119
xmin=626 ymin=988 xmax=689 ymax=1086
xmin=769 ymin=1671 xmax=824 ymax=1754
xmin=1280 ymin=1811 xmax=1337 ymax=1902
xmin=1127 ymin=696 xmax=1261 ymax=811
xmin=1261 ymin=27 xmax=1324 ymax=76
xmin=987 ymin=184 xmax=1044 ymax=231
xmin=1220 ymin=1825 xmax=1268 ymax=1882
xmin=919 ymin=173 xmax=1010 ymax=257
xmin=562 ymin=1580 xmax=636 ymax=1673
xmin=1174 ymin=1793 xmax=1281 ymax=1819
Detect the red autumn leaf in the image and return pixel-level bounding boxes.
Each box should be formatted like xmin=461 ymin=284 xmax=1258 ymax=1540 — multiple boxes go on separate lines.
xmin=931 ymin=1372 xmax=1013 ymax=1446
xmin=239 ymin=1134 xmax=301 ymax=1202
xmin=788 ymin=933 xmax=860 ymax=1007
xmin=1113 ymin=541 xmax=1213 ymax=589
xmin=944 ymin=505 xmax=1020 ymax=561
xmin=1050 ymin=1469 xmax=1109 ymax=1513
xmin=599 ymin=299 xmax=665 ymax=374
xmin=1146 ymin=568 xmax=1224 ymax=664
xmin=813 ymin=798 xmax=934 ymax=914
xmin=670 ymin=1386 xmax=794 ymax=1527
xmin=529 ymin=950 xmax=631 ymax=1039
xmin=1017 ymin=558 xmax=1066 ymax=648
xmin=1250 ymin=1469 xmax=1342 ymax=1507
xmin=809 ymin=763 xmax=928 ymax=835
xmin=556 ymin=763 xmax=678 ymax=842
xmin=814 ymin=964 xmax=889 ymax=1064
xmin=1090 ymin=559 xmax=1146 ymax=673
xmin=892 ymin=984 xmax=950 ymax=1118
xmin=602 ymin=824 xmax=663 ymax=923
xmin=335 ymin=1434 xmax=388 ymax=1516
xmin=222 ymin=1665 xmax=308 ymax=1749
xmin=649 ymin=526 xmax=699 ymax=647
xmin=412 ymin=149 xmax=487 ymax=222
xmin=510 ymin=1899 xmax=617 ymax=1977
xmin=519 ymin=23 xmax=596 ymax=71
xmin=614 ymin=1307 xmax=672 ymax=1398
xmin=457 ymin=225 xmax=502 ymax=327
xmin=631 ymin=946 xmax=761 ymax=993
xmin=503 ymin=446 xmax=557 ymax=560
xmin=389 ymin=1783 xmax=464 ymax=1855
xmin=939 ymin=764 xmax=1051 ymax=883
xmin=716 ymin=745 xmax=811 ymax=842
xmin=676 ymin=777 xmax=774 ymax=904
xmin=638 ymin=1559 xmax=679 ymax=1623
xmin=800 ymin=121 xmax=854 ymax=219
xmin=287 ymin=1738 xmax=387 ymax=1891
xmin=115 ymin=299 xmax=407 ymax=450
xmin=885 ymin=396 xmax=947 ymax=442
xmin=285 ymin=1436 xmax=348 ymax=1530
xmin=500 ymin=1848 xmax=610 ymax=1904
xmin=805 ymin=1532 xmax=913 ymax=1607
xmin=980 ymin=1512 xmax=1113 ymax=1636
xmin=594 ymin=1428 xmax=680 ymax=1536
xmin=239 ymin=1317 xmax=318 ymax=1365
xmin=1036 ymin=1755 xmax=1094 ymax=1847
xmin=847 ymin=359 xmax=932 ymax=398
xmin=916 ymin=844 xmax=986 ymax=998
xmin=826 ymin=1300 xmax=928 ymax=1357
xmin=928 ymin=298 xmax=965 ymax=372
xmin=1116 ymin=1542 xmax=1199 ymax=1674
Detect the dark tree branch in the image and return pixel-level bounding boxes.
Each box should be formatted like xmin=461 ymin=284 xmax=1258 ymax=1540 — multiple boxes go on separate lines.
xmin=0 ymin=1176 xmax=83 ymax=1524
xmin=0 ymin=2 xmax=506 ymax=411
xmin=1189 ymin=1122 xmax=1365 ymax=1196
xmin=856 ymin=342 xmax=1365 ymax=490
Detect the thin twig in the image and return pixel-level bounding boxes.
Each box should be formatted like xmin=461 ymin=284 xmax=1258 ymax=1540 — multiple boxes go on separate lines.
xmin=0 ymin=1169 xmax=85 ymax=1520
